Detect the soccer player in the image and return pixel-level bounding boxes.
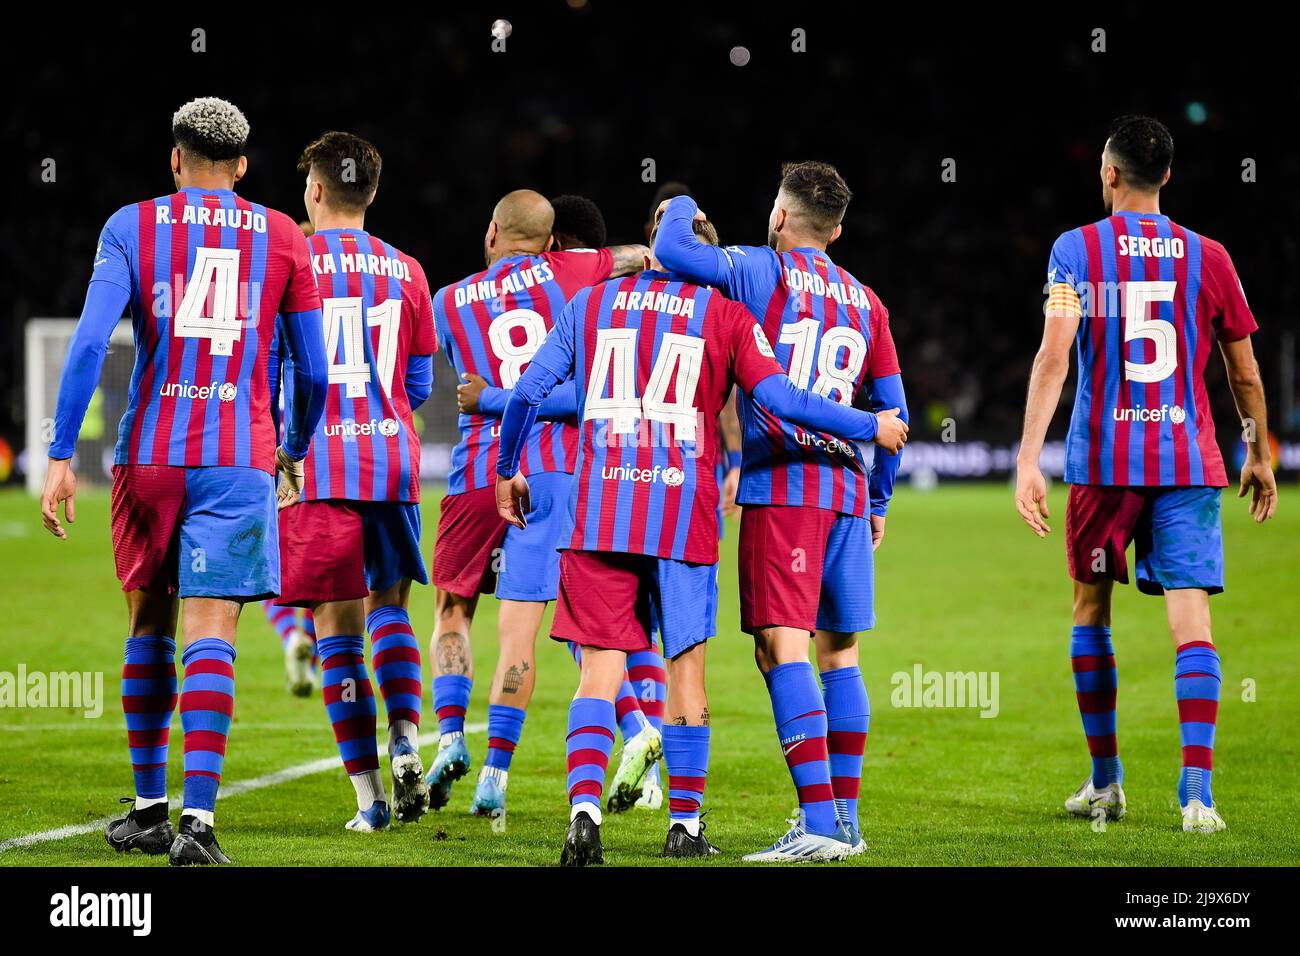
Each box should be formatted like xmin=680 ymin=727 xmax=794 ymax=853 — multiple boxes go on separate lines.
xmin=272 ymin=132 xmax=436 ymax=831
xmin=494 ymin=215 xmax=908 ymax=865
xmin=39 ymin=97 xmax=328 ymax=865
xmin=459 ymin=195 xmax=670 ymax=814
xmin=261 ymin=600 xmax=318 ymax=697
xmin=1015 ymin=115 xmax=1277 ymax=833
xmin=653 ymin=163 xmax=907 ymax=861
xmin=429 ymin=191 xmax=647 ymax=817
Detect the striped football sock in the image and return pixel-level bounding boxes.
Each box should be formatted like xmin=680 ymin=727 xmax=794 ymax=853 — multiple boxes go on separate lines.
xmin=767 ymin=661 xmax=838 ymax=835
xmin=566 ymin=696 xmax=615 ymax=821
xmin=433 ymin=674 xmax=472 ymax=744
xmin=662 ymin=723 xmax=710 ymax=835
xmin=318 ymin=635 xmax=384 ymax=810
xmin=366 ymin=606 xmax=422 ymax=749
xmin=614 ymin=678 xmax=650 ymax=741
xmin=485 ymin=704 xmax=526 ymax=775
xmin=1175 ymin=641 xmax=1221 ymax=808
xmin=122 ymin=636 xmax=178 ymax=804
xmin=821 ymin=665 xmax=869 ymax=831
xmin=1070 ymin=625 xmax=1122 ymax=787
xmin=628 ymin=646 xmax=667 ymax=786
xmin=179 ymin=638 xmax=236 ymax=822
xmin=263 ymin=600 xmax=298 ymax=648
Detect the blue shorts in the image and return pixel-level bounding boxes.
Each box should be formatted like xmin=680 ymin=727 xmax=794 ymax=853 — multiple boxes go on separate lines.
xmin=1067 ymin=484 xmax=1224 ymax=595
xmin=111 ymin=464 xmax=279 ymax=600
xmin=497 ymin=471 xmax=571 ymax=602
xmin=551 ymin=550 xmax=718 ymax=659
xmin=738 ymin=504 xmax=875 ymax=634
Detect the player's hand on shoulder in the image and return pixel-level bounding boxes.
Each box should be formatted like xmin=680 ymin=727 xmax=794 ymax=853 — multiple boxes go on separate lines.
xmin=1238 ymin=457 xmax=1278 ymax=523
xmin=873 ymin=407 xmax=908 ymax=454
xmin=1013 ymin=463 xmax=1051 ymax=537
xmin=40 ymin=458 xmax=77 ymax=539
xmin=458 ymin=373 xmax=489 ymax=414
xmin=496 ymin=472 xmax=531 ymax=530
xmin=275 ymin=445 xmax=305 ymax=510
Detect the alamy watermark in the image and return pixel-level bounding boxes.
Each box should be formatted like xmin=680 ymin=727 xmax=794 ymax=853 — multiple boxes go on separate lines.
xmin=0 ymin=664 xmax=103 ymax=718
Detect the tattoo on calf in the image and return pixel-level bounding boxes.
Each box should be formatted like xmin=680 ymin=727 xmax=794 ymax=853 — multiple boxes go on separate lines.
xmin=436 ymin=632 xmax=471 ymax=675
xmin=502 ymin=661 xmax=530 ymax=694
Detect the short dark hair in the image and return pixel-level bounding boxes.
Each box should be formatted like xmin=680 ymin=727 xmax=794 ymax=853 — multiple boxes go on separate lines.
xmin=297 ymin=131 xmax=382 ymax=212
xmin=649 ymin=211 xmax=719 ymax=250
xmin=1106 ymin=115 xmax=1174 ymax=190
xmin=779 ymin=161 xmax=852 ymax=237
xmin=550 ymin=194 xmax=607 ymax=249
xmin=172 ymin=97 xmax=249 ymax=164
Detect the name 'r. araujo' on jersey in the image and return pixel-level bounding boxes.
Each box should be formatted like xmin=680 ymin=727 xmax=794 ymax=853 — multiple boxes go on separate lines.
xmin=94 ymin=187 xmax=322 ymax=473
xmin=432 ymin=249 xmax=613 ymax=494
xmin=703 ymin=243 xmax=899 ymax=516
xmin=1047 ymin=210 xmax=1257 ymax=487
xmin=280 ymin=227 xmax=436 ymax=503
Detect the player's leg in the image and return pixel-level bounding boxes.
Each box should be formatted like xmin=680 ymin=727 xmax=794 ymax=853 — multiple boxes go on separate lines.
xmin=313 ymin=598 xmax=388 ymax=832
xmin=104 ymin=464 xmax=184 ymax=855
xmin=738 ymin=504 xmax=848 ymax=861
xmin=166 ymin=464 xmax=279 ymax=865
xmin=657 ymin=559 xmax=720 ymax=858
xmin=264 ymin=599 xmax=314 ymax=697
xmin=473 ymin=598 xmax=543 ymax=817
xmin=360 ymin=501 xmax=429 ymax=822
xmin=627 ymin=637 xmax=668 ymax=810
xmin=427 ymin=488 xmax=505 ymax=808
xmin=1139 ymin=486 xmax=1227 ymax=832
xmin=812 ymin=512 xmax=876 ymax=855
xmin=1062 ymin=484 xmax=1143 ymax=822
xmin=550 ymin=550 xmax=652 ymax=866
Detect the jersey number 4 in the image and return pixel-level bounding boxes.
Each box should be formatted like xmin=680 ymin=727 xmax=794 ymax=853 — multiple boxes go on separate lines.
xmin=584 ymin=328 xmax=704 ymax=441
xmin=174 ymin=247 xmax=242 ymax=356
xmin=1122 ymin=280 xmax=1178 ymax=383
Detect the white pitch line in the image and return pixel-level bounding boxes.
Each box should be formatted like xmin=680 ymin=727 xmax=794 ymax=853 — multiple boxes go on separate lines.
xmin=0 ymin=722 xmax=485 ymax=853
xmin=0 ymin=721 xmax=349 ymax=732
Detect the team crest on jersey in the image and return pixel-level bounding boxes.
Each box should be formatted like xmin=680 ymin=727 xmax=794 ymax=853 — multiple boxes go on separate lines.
xmin=379 ymin=417 xmax=400 ymax=437
xmin=218 ymin=382 xmax=238 ymax=402
xmin=663 ymin=466 xmax=685 ymax=487
xmin=753 ymin=325 xmax=775 ymax=358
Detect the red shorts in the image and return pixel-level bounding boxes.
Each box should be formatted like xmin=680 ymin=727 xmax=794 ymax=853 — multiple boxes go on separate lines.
xmin=432 ymin=488 xmax=508 ymax=598
xmin=277 ymin=500 xmax=368 ymax=606
xmin=110 ymin=464 xmax=185 ymax=593
xmin=550 ymin=550 xmax=655 ymax=652
xmin=738 ymin=503 xmax=875 ymax=634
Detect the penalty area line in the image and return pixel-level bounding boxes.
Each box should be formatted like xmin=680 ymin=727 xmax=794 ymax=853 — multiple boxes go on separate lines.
xmin=0 ymin=723 xmax=485 ymax=853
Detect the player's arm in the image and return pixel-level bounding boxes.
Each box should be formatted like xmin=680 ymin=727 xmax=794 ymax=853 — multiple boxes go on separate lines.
xmin=41 ymin=278 xmax=130 ymax=539
xmin=463 ymin=377 xmax=577 ymax=421
xmin=268 ymin=315 xmax=285 ymax=437
xmin=276 ymin=306 xmax=327 ymax=505
xmin=495 ymin=300 xmax=580 ymax=527
xmin=728 ymin=304 xmax=906 ymax=451
xmin=1015 ymin=293 xmax=1080 ymax=537
xmin=1220 ymin=336 xmax=1275 ymax=521
xmin=652 ymin=195 xmax=737 ymax=291
xmin=719 ymin=390 xmax=743 ymax=517
xmin=406 ymin=354 xmax=434 ymax=411
xmin=406 ymin=267 xmax=438 ymax=411
xmin=866 ymin=373 xmax=909 ymax=549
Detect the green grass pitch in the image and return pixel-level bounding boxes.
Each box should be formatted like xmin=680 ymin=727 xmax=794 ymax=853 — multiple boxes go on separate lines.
xmin=0 ymin=483 xmax=1296 ymax=866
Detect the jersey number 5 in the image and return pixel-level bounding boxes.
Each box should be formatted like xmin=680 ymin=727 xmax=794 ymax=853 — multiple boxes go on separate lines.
xmin=1123 ymin=280 xmax=1178 ymax=383
xmin=584 ymin=328 xmax=704 ymax=441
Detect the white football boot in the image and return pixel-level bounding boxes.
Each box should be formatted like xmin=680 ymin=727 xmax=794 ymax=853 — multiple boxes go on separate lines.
xmin=284 ymin=629 xmax=315 ymax=698
xmin=606 ymin=724 xmax=663 ymax=813
xmin=742 ymin=823 xmax=853 ymax=863
xmin=1181 ymin=799 xmax=1226 ymax=833
xmin=1065 ymin=779 xmax=1127 ymax=821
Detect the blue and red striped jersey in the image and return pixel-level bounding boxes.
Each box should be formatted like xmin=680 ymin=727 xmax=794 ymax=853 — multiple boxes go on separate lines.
xmin=701 ymin=244 xmax=899 ymax=515
xmin=283 ymin=228 xmax=435 ymax=503
xmin=433 ymin=248 xmax=613 ymax=493
xmin=1047 ymin=211 xmax=1257 ymax=487
xmin=553 ymin=271 xmax=784 ymax=565
xmin=93 ymin=188 xmax=321 ymax=473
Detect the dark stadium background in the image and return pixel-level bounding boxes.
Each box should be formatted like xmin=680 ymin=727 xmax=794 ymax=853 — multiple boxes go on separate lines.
xmin=5 ymin=4 xmax=1298 ymax=483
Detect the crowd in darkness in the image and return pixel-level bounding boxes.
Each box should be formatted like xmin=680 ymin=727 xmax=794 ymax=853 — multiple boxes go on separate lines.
xmin=6 ymin=9 xmax=1297 ymax=468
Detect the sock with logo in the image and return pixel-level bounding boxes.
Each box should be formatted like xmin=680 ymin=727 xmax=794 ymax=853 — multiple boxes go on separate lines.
xmin=433 ymin=674 xmax=472 ymax=745
xmin=766 ymin=661 xmax=838 ymax=835
xmin=566 ymin=696 xmax=615 ymax=819
xmin=484 ymin=703 xmax=526 ymax=781
xmin=1071 ymin=625 xmax=1122 ymax=788
xmin=123 ymin=636 xmax=178 ymax=805
xmin=179 ymin=638 xmax=236 ymax=821
xmin=318 ymin=635 xmax=384 ymax=810
xmin=662 ymin=723 xmax=709 ymax=835
xmin=821 ymin=665 xmax=869 ymax=832
xmin=1175 ymin=641 xmax=1221 ymax=808
xmin=366 ymin=606 xmax=422 ymax=750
